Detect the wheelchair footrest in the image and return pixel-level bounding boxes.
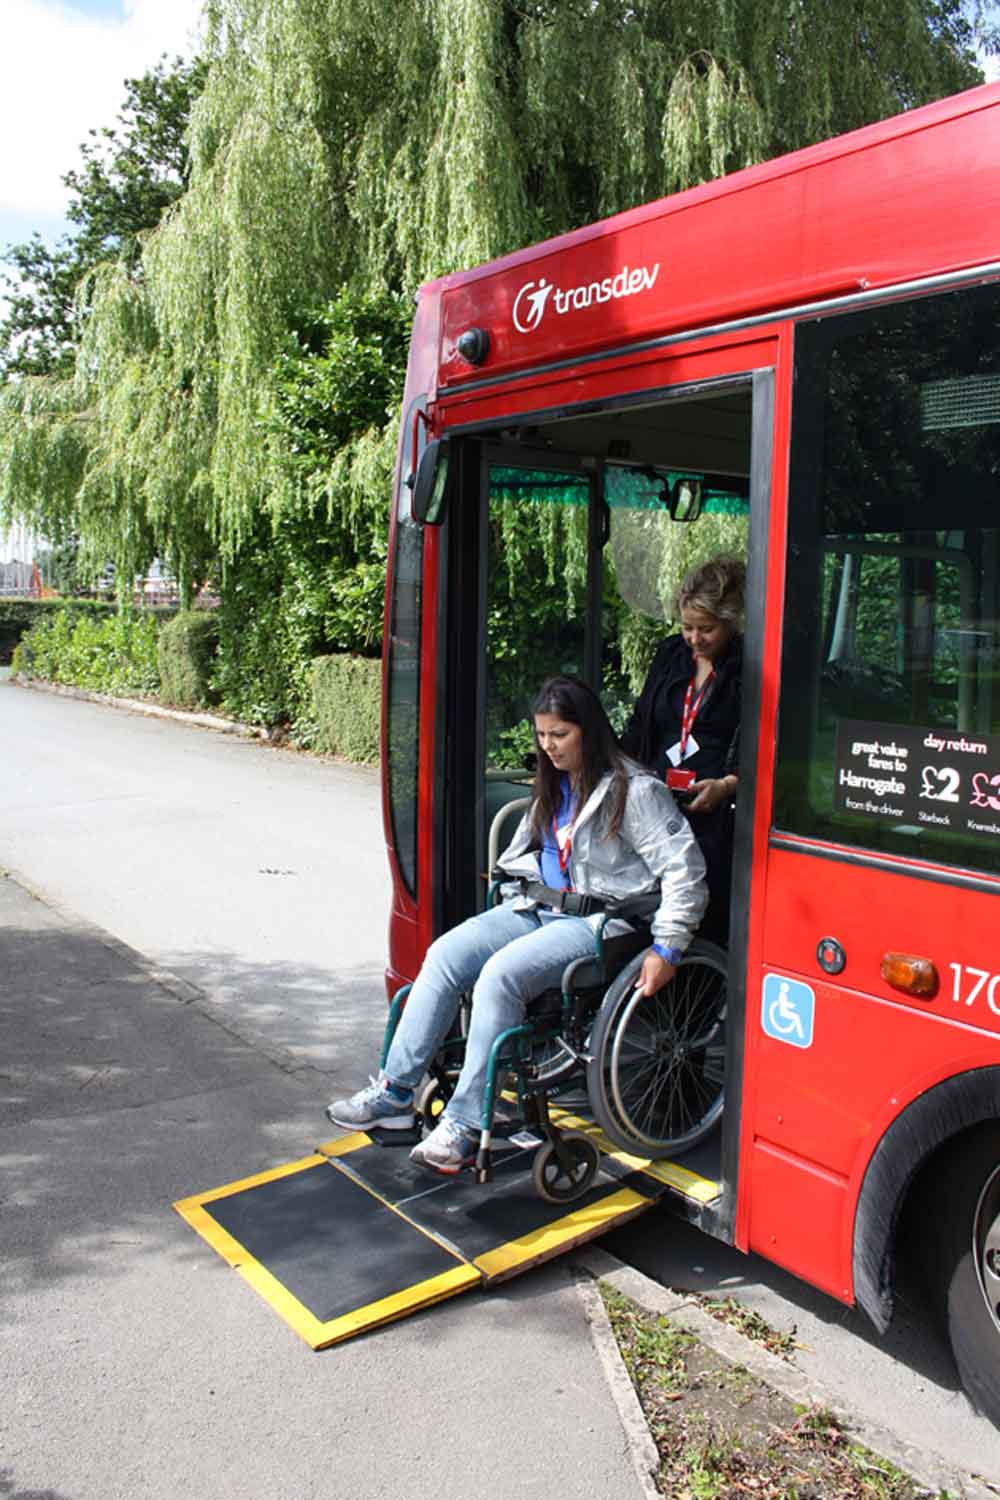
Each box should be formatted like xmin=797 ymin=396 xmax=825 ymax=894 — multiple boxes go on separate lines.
xmin=367 ymin=1124 xmax=423 ymax=1148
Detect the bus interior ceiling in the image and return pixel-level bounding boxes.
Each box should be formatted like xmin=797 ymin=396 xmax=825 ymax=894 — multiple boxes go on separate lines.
xmin=490 ymin=386 xmax=752 ymax=481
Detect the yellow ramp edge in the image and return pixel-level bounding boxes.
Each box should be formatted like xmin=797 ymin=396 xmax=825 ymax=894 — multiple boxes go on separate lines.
xmin=475 ymin=1185 xmax=651 ymax=1282
xmin=315 ymin=1132 xmax=373 ymax=1158
xmin=550 ymin=1110 xmax=721 ymax=1206
xmin=239 ymin=1257 xmax=480 ymax=1350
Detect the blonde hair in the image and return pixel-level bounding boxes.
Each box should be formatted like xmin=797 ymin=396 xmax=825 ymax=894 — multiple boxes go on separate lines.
xmin=675 ymin=555 xmax=746 ymax=627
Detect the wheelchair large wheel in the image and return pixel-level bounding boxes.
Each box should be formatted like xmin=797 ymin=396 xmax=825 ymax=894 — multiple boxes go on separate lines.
xmin=586 ymin=940 xmax=727 ymax=1158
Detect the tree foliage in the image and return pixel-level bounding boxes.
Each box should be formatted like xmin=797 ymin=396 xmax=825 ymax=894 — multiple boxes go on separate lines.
xmin=0 ymin=0 xmax=990 ymax=720
xmin=65 ymin=1 xmax=989 ymax=544
xmin=0 ymin=55 xmax=209 ymax=595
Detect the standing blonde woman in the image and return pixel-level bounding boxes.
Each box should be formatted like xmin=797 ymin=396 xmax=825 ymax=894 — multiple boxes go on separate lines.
xmin=621 ymin=555 xmax=745 ymax=943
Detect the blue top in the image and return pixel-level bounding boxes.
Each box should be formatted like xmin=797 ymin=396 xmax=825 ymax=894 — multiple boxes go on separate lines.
xmin=539 ymin=773 xmax=577 ymax=889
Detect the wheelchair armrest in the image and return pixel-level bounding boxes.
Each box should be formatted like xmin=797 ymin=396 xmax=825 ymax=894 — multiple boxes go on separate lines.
xmin=487 ymin=867 xmax=519 ymax=908
xmin=560 ymin=929 xmax=650 ymax=993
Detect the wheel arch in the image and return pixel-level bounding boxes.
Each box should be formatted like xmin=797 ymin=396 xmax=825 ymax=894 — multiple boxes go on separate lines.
xmin=853 ymin=1066 xmax=1000 ymax=1332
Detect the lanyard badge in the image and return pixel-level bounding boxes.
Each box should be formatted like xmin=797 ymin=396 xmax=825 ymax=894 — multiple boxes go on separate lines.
xmin=666 ymin=670 xmax=714 ymax=772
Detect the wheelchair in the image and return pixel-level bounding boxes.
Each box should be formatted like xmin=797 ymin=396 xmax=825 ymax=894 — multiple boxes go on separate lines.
xmin=379 ymin=884 xmax=728 ymax=1205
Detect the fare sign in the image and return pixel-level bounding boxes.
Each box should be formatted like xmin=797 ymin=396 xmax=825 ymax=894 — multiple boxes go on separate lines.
xmin=833 ymin=718 xmax=1000 ymax=843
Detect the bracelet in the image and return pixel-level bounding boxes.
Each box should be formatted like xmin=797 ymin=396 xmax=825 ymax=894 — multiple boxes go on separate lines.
xmin=652 ymin=943 xmax=685 ymax=965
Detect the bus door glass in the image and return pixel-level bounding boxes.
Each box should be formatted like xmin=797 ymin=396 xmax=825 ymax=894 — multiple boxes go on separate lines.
xmin=600 ymin=465 xmax=750 ymax=729
xmin=481 ymin=457 xmax=594 ymax=895
xmin=760 ymin=279 xmax=1000 ymax=1296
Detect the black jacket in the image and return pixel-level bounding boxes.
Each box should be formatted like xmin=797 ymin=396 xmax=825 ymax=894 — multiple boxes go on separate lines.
xmin=620 ymin=633 xmax=742 ymax=781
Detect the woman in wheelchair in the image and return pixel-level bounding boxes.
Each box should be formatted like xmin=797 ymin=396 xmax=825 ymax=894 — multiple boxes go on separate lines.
xmin=326 ymin=675 xmax=708 ymax=1176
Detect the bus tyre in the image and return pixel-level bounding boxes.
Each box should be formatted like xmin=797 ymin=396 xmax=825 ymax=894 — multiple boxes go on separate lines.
xmin=586 ymin=939 xmax=727 ymax=1158
xmin=926 ymin=1127 xmax=1000 ymax=1425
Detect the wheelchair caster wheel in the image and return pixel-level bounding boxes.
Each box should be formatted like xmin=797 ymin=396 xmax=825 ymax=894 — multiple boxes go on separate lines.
xmin=415 ymin=1077 xmax=449 ymax=1132
xmin=531 ymin=1131 xmax=600 ymax=1204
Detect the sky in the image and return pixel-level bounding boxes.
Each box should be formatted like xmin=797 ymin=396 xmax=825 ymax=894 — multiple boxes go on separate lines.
xmin=0 ymin=0 xmax=204 ymax=256
xmin=0 ymin=0 xmax=203 ymax=561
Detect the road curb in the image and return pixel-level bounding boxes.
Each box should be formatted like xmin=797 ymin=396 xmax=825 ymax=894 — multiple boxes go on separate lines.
xmin=575 ymin=1269 xmax=662 ymax=1499
xmin=12 ymin=674 xmax=263 ymax=737
xmin=574 ymin=1245 xmax=999 ymax=1500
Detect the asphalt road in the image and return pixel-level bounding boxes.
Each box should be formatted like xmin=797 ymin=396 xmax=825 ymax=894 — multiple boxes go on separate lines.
xmin=0 ymin=680 xmax=390 ymax=1077
xmin=3 ymin=678 xmax=999 ymax=1488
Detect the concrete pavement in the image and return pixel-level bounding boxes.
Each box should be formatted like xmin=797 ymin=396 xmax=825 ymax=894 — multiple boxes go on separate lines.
xmin=0 ymin=869 xmax=648 ymax=1500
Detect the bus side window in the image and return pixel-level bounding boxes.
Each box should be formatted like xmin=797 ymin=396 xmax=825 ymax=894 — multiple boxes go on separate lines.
xmin=775 ymin=281 xmax=1000 ymax=875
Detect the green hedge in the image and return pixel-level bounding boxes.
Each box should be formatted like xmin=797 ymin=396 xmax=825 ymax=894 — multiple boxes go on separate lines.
xmin=12 ymin=607 xmax=163 ymax=695
xmin=0 ymin=598 xmax=120 ymax=664
xmin=310 ymin=653 xmax=380 ymax=762
xmin=157 ymin=610 xmax=220 ymax=708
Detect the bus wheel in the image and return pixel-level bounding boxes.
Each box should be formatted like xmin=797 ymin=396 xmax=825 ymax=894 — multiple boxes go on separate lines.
xmin=586 ymin=940 xmax=727 ymax=1158
xmin=926 ymin=1127 xmax=1000 ymax=1425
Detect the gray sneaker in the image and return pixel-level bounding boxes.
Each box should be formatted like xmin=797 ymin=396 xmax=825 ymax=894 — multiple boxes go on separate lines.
xmin=325 ymin=1075 xmax=415 ymax=1131
xmin=410 ymin=1115 xmax=479 ymax=1174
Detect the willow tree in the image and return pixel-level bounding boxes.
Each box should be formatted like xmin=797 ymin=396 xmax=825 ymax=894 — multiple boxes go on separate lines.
xmin=0 ymin=0 xmax=986 ymax=699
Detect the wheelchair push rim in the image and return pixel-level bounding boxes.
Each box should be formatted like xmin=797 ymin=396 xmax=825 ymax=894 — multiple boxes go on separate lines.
xmin=586 ymin=939 xmax=727 ymax=1157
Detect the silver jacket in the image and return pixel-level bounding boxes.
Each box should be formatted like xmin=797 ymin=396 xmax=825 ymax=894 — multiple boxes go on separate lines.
xmin=497 ymin=762 xmax=708 ymax=951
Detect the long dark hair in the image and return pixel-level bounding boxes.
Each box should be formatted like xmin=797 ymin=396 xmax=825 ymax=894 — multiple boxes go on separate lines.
xmin=530 ymin=676 xmax=630 ymax=839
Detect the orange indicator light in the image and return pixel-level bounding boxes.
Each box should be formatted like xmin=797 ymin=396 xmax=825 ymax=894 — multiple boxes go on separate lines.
xmin=880 ymin=953 xmax=939 ymax=999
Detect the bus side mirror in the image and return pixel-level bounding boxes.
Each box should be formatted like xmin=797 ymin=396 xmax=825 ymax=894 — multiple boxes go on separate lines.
xmin=411 ymin=439 xmax=451 ymax=526
xmin=669 ymin=477 xmax=703 ymax=523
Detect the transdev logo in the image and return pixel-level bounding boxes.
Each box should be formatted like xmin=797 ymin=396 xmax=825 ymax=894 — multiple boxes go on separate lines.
xmin=512 ymin=263 xmax=661 ymax=335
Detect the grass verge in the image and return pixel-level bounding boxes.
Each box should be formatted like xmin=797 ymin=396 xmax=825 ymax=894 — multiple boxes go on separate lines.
xmin=600 ymin=1283 xmax=954 ymax=1499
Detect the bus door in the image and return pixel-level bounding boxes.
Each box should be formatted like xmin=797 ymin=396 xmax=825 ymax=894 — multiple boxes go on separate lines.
xmin=753 ymin=278 xmax=1000 ymax=1305
xmin=433 ymin=344 xmax=782 ymax=1238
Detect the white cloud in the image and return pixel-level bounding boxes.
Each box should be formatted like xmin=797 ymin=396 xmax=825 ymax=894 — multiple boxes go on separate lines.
xmin=0 ymin=0 xmax=205 ymax=223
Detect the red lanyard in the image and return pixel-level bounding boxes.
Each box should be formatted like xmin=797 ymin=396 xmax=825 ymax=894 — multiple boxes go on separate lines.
xmin=552 ymin=813 xmax=576 ymax=889
xmin=679 ymin=670 xmax=715 ymax=759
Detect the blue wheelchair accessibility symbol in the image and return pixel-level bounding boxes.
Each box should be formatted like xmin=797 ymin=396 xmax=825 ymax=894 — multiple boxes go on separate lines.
xmin=761 ymin=974 xmax=815 ymax=1049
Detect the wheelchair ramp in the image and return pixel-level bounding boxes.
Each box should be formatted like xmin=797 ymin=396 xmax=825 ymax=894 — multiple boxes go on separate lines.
xmin=173 ymin=1127 xmax=678 ymax=1349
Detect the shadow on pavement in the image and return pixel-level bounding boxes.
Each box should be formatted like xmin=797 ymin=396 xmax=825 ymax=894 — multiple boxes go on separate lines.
xmin=0 ymin=894 xmax=385 ymax=1314
xmin=0 ymin=1468 xmax=77 ymax=1500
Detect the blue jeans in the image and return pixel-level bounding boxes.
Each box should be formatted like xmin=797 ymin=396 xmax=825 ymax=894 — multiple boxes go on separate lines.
xmin=384 ymin=903 xmax=598 ymax=1131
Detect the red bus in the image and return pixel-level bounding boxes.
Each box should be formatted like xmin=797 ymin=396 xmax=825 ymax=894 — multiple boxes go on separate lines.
xmin=381 ymin=82 xmax=1000 ymax=1420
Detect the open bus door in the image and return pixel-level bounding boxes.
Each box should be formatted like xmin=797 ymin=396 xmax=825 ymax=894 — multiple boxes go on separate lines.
xmin=418 ymin=333 xmax=783 ymax=1244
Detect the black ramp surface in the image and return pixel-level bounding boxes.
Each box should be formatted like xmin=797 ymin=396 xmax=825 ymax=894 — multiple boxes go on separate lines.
xmin=335 ymin=1135 xmax=527 ymax=1204
xmin=202 ymin=1160 xmax=463 ymax=1324
xmin=335 ymin=1138 xmax=663 ymax=1261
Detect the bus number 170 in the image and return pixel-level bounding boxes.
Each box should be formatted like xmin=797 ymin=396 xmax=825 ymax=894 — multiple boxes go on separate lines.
xmin=949 ymin=962 xmax=1000 ymax=1014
